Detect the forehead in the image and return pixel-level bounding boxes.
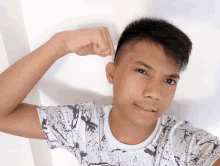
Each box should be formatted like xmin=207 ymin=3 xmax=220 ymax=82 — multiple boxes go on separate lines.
xmin=124 ymin=41 xmax=179 ymax=72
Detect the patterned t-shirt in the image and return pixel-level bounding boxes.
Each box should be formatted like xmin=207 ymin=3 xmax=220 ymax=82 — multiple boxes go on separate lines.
xmin=36 ymin=102 xmax=220 ymax=166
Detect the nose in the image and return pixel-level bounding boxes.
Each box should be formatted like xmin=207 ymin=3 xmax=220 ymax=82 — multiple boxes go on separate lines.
xmin=143 ymin=79 xmax=162 ymax=101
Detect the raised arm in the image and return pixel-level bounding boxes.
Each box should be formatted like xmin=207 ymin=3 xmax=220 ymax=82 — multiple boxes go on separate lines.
xmin=0 ymin=27 xmax=115 ymax=139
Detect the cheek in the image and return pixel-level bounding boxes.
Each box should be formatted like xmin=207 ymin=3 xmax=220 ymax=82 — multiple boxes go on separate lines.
xmin=119 ymin=73 xmax=150 ymax=96
xmin=125 ymin=74 xmax=143 ymax=94
xmin=162 ymin=87 xmax=176 ymax=103
xmin=114 ymin=73 xmax=141 ymax=99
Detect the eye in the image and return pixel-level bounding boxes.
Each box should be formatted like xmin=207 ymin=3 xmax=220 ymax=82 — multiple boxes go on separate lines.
xmin=136 ymin=69 xmax=148 ymax=75
xmin=166 ymin=79 xmax=176 ymax=85
xmin=136 ymin=69 xmax=176 ymax=85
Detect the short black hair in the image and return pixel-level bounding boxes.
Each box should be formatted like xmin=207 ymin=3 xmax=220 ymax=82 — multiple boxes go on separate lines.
xmin=113 ymin=17 xmax=192 ymax=72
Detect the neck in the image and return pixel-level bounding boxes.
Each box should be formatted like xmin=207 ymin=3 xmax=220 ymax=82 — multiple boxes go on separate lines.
xmin=108 ymin=109 xmax=157 ymax=145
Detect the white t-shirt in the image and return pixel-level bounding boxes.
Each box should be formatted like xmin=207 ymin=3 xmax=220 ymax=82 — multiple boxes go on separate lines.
xmin=36 ymin=102 xmax=220 ymax=166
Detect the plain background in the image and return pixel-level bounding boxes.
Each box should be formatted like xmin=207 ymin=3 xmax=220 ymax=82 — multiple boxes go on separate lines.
xmin=0 ymin=0 xmax=220 ymax=165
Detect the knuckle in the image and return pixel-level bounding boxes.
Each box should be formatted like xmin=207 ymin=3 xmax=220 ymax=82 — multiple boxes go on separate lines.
xmin=105 ymin=27 xmax=109 ymax=32
xmin=99 ymin=26 xmax=108 ymax=32
xmin=99 ymin=26 xmax=106 ymax=29
xmin=97 ymin=27 xmax=102 ymax=33
xmin=91 ymin=28 xmax=99 ymax=36
xmin=92 ymin=28 xmax=98 ymax=35
xmin=95 ymin=28 xmax=103 ymax=37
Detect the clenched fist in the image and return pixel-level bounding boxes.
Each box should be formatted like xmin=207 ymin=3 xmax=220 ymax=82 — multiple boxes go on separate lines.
xmin=59 ymin=27 xmax=115 ymax=57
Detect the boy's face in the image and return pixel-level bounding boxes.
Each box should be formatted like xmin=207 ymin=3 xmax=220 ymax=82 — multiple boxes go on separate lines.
xmin=105 ymin=41 xmax=180 ymax=128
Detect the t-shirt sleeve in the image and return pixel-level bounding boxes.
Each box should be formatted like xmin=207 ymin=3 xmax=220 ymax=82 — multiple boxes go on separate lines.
xmin=187 ymin=129 xmax=220 ymax=166
xmin=36 ymin=102 xmax=85 ymax=149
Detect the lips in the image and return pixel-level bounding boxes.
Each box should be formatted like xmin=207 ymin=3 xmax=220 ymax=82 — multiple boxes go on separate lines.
xmin=135 ymin=103 xmax=156 ymax=112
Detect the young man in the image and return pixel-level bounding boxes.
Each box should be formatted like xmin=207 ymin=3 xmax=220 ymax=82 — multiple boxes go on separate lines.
xmin=0 ymin=17 xmax=220 ymax=166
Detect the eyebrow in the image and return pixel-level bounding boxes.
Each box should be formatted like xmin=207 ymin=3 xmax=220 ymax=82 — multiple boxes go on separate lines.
xmin=134 ymin=61 xmax=180 ymax=79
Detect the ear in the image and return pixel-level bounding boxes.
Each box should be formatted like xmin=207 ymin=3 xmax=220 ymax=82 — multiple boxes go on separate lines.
xmin=105 ymin=62 xmax=115 ymax=84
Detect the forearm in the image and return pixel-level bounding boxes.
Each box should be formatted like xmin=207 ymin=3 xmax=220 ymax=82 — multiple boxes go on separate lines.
xmin=0 ymin=32 xmax=69 ymax=117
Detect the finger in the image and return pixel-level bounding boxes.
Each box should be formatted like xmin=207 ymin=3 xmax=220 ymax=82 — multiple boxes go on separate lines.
xmin=98 ymin=27 xmax=111 ymax=55
xmin=99 ymin=54 xmax=108 ymax=57
xmin=104 ymin=27 xmax=115 ymax=55
xmin=92 ymin=27 xmax=108 ymax=53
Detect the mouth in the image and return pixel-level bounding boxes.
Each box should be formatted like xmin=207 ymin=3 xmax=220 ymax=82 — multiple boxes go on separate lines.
xmin=135 ymin=103 xmax=156 ymax=112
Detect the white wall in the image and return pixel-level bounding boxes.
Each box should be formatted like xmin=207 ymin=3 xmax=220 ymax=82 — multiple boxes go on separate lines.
xmin=0 ymin=0 xmax=53 ymax=166
xmin=147 ymin=0 xmax=220 ymax=133
xmin=0 ymin=0 xmax=220 ymax=166
xmin=0 ymin=14 xmax=35 ymax=166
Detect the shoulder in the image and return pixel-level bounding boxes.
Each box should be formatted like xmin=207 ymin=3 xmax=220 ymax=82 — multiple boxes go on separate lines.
xmin=161 ymin=114 xmax=220 ymax=165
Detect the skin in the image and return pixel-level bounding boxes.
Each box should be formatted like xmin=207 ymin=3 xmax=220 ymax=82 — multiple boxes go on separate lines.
xmin=105 ymin=41 xmax=180 ymax=145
